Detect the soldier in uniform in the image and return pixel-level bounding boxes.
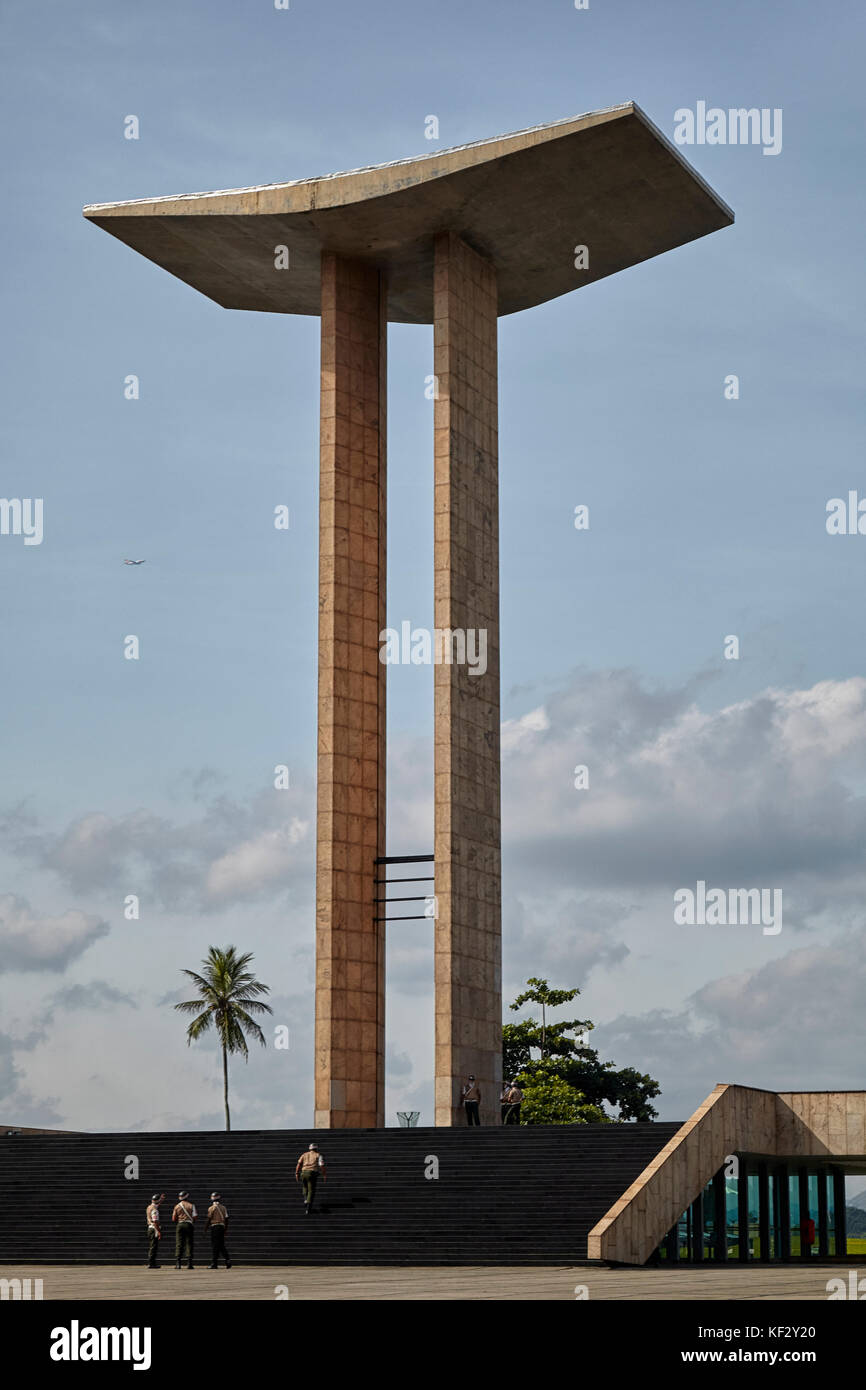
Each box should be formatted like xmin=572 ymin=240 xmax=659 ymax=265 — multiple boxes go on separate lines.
xmin=145 ymin=1192 xmax=165 ymax=1268
xmin=500 ymin=1082 xmax=511 ymax=1125
xmin=205 ymin=1191 xmax=231 ymax=1268
xmin=171 ymin=1190 xmax=197 ymax=1269
xmin=502 ymin=1079 xmax=524 ymax=1125
xmin=295 ymin=1142 xmax=326 ymax=1214
xmin=461 ymin=1075 xmax=482 ymax=1125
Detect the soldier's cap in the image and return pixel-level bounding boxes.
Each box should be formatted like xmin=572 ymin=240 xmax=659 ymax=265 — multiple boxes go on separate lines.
xmin=178 ymin=1190 xmax=189 ymax=1198
xmin=151 ymin=1194 xmax=161 ymax=1202
xmin=210 ymin=1192 xmax=221 ymax=1199
xmin=468 ymin=1074 xmax=476 ymax=1080
xmin=308 ymin=1143 xmax=318 ymax=1150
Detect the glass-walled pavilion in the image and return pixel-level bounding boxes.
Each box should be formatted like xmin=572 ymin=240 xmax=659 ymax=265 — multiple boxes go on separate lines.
xmin=656 ymin=1157 xmax=851 ymax=1262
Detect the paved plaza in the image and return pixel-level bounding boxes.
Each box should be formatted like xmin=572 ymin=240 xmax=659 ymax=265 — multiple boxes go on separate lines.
xmin=2 ymin=1262 xmax=854 ymax=1301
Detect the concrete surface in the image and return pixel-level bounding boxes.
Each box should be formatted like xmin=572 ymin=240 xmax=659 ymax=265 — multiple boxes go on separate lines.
xmin=82 ymin=103 xmax=733 ymax=323
xmin=432 ymin=233 xmax=502 ymax=1126
xmin=314 ymin=253 xmax=387 ymax=1129
xmin=1 ymin=1263 xmax=855 ymax=1301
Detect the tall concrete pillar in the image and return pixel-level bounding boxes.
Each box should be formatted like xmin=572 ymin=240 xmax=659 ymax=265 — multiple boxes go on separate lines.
xmin=433 ymin=232 xmax=503 ymax=1127
xmin=314 ymin=252 xmax=387 ymax=1129
xmin=86 ymin=108 xmax=734 ymax=1137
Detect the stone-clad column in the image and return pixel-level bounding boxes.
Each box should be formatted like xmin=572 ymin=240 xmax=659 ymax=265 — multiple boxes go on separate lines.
xmin=433 ymin=232 xmax=502 ymax=1127
xmin=314 ymin=253 xmax=387 ymax=1129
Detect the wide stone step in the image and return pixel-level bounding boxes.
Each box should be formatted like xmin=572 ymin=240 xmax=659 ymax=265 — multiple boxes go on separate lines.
xmin=0 ymin=1122 xmax=682 ymax=1265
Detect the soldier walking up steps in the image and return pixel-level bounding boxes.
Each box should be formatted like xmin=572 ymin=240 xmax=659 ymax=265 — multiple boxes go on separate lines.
xmin=206 ymin=1191 xmax=231 ymax=1268
xmin=172 ymin=1191 xmax=197 ymax=1268
xmin=145 ymin=1192 xmax=165 ymax=1268
xmin=295 ymin=1142 xmax=326 ymax=1214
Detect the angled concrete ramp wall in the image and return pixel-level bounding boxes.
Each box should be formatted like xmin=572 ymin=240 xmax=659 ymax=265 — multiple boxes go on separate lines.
xmin=588 ymin=1085 xmax=866 ymax=1266
xmin=775 ymin=1091 xmax=866 ymax=1156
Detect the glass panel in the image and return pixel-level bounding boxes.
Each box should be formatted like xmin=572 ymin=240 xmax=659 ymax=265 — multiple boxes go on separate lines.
xmin=677 ymin=1212 xmax=690 ymax=1261
xmin=827 ymin=1174 xmax=836 ymax=1256
xmin=806 ymin=1174 xmax=819 ymax=1256
xmin=790 ymin=1173 xmax=801 ymax=1256
xmin=702 ymin=1178 xmax=715 ymax=1261
xmin=747 ymin=1172 xmax=761 ymax=1260
xmin=726 ymin=1175 xmax=739 ymax=1259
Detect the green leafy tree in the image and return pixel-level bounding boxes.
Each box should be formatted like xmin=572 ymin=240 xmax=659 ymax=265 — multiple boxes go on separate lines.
xmin=559 ymin=1058 xmax=661 ymax=1122
xmin=514 ymin=1064 xmax=608 ymax=1125
xmin=504 ymin=977 xmax=660 ymax=1122
xmin=509 ymin=977 xmax=593 ymax=1057
xmin=174 ymin=945 xmax=273 ymax=1131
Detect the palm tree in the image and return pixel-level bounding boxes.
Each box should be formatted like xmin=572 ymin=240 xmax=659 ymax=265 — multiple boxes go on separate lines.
xmin=174 ymin=945 xmax=273 ymax=1131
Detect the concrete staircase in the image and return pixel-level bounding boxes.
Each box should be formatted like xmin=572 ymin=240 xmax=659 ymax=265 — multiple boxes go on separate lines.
xmin=0 ymin=1122 xmax=681 ymax=1265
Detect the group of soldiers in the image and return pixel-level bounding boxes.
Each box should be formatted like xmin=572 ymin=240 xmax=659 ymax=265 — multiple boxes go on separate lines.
xmin=142 ymin=1100 xmax=525 ymax=1264
xmin=460 ymin=1076 xmax=525 ymax=1125
xmin=143 ymin=1143 xmax=328 ymax=1267
xmin=145 ymin=1191 xmax=231 ymax=1269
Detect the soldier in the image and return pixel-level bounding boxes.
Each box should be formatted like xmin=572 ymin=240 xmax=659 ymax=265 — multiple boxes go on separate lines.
xmin=145 ymin=1192 xmax=165 ymax=1269
xmin=295 ymin=1142 xmax=326 ymax=1214
xmin=502 ymin=1079 xmax=524 ymax=1125
xmin=461 ymin=1075 xmax=482 ymax=1125
xmin=500 ymin=1082 xmax=511 ymax=1125
xmin=205 ymin=1191 xmax=231 ymax=1268
xmin=171 ymin=1190 xmax=197 ymax=1269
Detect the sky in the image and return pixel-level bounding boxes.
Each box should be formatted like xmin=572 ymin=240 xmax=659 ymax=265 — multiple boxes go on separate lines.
xmin=1 ymin=0 xmax=865 ymax=1138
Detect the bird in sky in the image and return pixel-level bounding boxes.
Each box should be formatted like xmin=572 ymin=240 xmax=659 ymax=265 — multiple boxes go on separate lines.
xmin=123 ymin=559 xmax=146 ymax=565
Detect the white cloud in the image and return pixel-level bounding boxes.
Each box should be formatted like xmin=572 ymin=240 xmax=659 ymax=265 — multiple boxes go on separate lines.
xmin=205 ymin=820 xmax=310 ymax=903
xmin=502 ymin=670 xmax=866 ymax=901
xmin=596 ymin=924 xmax=866 ymax=1120
xmin=0 ymin=895 xmax=108 ymax=973
xmin=501 ymin=704 xmax=550 ymax=753
xmin=4 ymin=790 xmax=315 ymax=912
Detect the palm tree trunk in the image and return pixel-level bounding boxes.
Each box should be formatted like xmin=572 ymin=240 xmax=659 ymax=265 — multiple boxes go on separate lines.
xmin=223 ymin=1040 xmax=231 ymax=1132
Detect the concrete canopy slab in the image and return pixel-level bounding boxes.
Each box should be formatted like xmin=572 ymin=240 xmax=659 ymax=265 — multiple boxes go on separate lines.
xmin=83 ymin=103 xmax=733 ymax=324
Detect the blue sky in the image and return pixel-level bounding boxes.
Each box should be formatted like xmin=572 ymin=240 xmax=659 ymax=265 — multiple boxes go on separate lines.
xmin=1 ymin=0 xmax=866 ymax=1134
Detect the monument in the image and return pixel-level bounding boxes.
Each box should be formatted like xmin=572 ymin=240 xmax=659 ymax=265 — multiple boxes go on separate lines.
xmin=84 ymin=102 xmax=733 ymax=1129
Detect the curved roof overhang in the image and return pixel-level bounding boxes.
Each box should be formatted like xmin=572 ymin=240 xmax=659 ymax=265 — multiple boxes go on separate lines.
xmin=83 ymin=103 xmax=733 ymax=324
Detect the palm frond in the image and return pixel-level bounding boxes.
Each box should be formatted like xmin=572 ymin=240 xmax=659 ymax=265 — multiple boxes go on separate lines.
xmin=179 ymin=969 xmax=212 ymax=991
xmin=230 ymin=1006 xmax=268 ymax=1048
xmin=228 ymin=995 xmax=273 ymax=1015
xmin=184 ymin=1011 xmax=214 ymax=1043
xmin=174 ymin=999 xmax=212 ymax=1015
